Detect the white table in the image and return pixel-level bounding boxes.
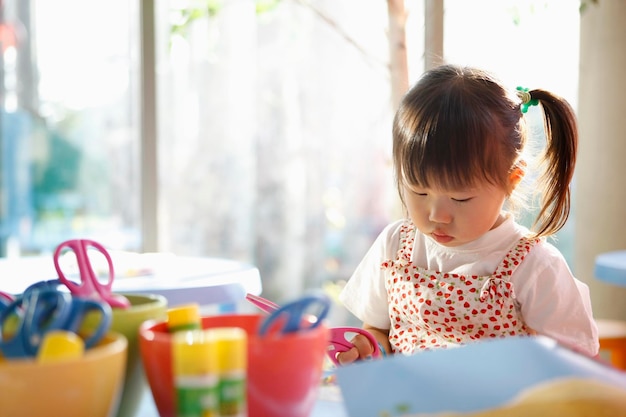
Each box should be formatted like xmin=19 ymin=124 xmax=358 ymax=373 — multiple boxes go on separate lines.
xmin=135 ymin=384 xmax=349 ymax=417
xmin=0 ymin=253 xmax=262 ymax=308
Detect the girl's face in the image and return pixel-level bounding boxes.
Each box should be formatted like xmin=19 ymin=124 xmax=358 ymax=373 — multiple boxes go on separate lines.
xmin=403 ymin=180 xmax=509 ymax=247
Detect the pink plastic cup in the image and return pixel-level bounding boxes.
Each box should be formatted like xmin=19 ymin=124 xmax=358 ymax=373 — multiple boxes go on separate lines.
xmin=139 ymin=313 xmax=329 ymax=417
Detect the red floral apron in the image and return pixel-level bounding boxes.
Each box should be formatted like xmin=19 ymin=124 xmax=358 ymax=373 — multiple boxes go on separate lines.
xmin=382 ymin=221 xmax=538 ymax=354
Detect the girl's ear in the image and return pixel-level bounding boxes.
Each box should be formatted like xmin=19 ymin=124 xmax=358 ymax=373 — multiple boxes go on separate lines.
xmin=508 ymin=161 xmax=526 ymax=190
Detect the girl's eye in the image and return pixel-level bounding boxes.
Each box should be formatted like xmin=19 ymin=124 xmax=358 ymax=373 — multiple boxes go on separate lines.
xmin=409 ymin=189 xmax=427 ymax=196
xmin=452 ymin=197 xmax=472 ymax=203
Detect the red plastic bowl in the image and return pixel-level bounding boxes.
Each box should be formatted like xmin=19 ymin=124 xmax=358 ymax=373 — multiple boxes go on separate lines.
xmin=139 ymin=313 xmax=329 ymax=417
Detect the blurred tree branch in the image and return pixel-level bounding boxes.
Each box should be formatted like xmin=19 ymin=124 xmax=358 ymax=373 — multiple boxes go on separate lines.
xmin=172 ymin=0 xmax=411 ymax=111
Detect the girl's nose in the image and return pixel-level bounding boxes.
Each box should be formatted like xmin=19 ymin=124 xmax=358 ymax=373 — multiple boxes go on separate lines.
xmin=429 ymin=202 xmax=452 ymax=224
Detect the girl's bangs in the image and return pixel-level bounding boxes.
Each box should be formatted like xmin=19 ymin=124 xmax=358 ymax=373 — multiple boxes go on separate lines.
xmin=400 ymin=114 xmax=502 ymax=191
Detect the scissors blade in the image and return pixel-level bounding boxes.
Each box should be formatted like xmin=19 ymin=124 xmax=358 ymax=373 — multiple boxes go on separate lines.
xmin=0 ymin=291 xmax=14 ymax=313
xmin=245 ymin=293 xmax=279 ymax=314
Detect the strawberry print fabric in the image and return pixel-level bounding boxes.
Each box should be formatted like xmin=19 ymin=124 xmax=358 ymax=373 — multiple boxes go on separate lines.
xmin=382 ymin=221 xmax=538 ymax=354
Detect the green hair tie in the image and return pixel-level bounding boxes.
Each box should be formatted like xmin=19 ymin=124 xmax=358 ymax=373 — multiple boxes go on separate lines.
xmin=516 ymin=86 xmax=539 ymax=114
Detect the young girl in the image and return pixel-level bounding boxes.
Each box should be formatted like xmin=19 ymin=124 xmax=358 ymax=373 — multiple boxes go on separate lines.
xmin=338 ymin=64 xmax=598 ymax=364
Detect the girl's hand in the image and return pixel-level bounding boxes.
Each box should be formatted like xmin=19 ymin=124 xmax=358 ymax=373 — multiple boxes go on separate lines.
xmin=336 ymin=325 xmax=390 ymax=365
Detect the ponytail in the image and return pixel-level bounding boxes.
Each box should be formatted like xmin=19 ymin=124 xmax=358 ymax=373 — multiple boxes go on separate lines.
xmin=527 ymin=89 xmax=578 ymax=238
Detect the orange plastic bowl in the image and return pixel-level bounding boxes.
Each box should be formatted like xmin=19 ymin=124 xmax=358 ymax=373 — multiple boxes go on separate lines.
xmin=0 ymin=331 xmax=128 ymax=417
xmin=139 ymin=313 xmax=329 ymax=417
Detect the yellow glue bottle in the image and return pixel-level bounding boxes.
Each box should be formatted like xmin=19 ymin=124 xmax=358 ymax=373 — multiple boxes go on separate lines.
xmin=167 ymin=304 xmax=202 ymax=333
xmin=213 ymin=327 xmax=248 ymax=417
xmin=172 ymin=330 xmax=219 ymax=417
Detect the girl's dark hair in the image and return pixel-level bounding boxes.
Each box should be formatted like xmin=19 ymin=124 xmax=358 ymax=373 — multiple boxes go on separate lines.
xmin=392 ymin=64 xmax=578 ymax=238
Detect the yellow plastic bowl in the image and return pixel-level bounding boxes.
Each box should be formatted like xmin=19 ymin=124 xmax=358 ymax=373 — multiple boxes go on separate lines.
xmin=0 ymin=331 xmax=128 ymax=417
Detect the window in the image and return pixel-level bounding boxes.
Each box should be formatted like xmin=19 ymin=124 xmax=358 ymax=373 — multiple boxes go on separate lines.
xmin=155 ymin=0 xmax=397 ymax=301
xmin=1 ymin=0 xmax=140 ymax=256
xmin=0 ymin=0 xmax=579 ymax=305
xmin=443 ymin=0 xmax=580 ymax=263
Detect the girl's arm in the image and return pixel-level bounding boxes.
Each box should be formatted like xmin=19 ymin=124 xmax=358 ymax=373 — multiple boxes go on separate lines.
xmin=513 ymin=244 xmax=599 ymax=358
xmin=336 ymin=323 xmax=390 ymax=365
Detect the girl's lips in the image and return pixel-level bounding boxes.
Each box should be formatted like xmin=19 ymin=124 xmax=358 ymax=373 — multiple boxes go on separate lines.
xmin=432 ymin=232 xmax=453 ymax=244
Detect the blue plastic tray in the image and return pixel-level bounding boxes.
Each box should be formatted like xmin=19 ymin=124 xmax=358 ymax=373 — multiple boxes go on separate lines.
xmin=337 ymin=336 xmax=626 ymax=417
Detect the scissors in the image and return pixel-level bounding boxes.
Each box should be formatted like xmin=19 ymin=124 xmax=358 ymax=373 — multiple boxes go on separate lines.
xmin=53 ymin=239 xmax=131 ymax=309
xmin=257 ymin=293 xmax=330 ymax=336
xmin=0 ymin=291 xmax=14 ymax=313
xmin=0 ymin=287 xmax=112 ymax=359
xmin=248 ymin=293 xmax=383 ymax=366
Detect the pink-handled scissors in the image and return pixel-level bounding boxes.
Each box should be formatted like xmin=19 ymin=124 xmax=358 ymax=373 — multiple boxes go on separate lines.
xmin=53 ymin=239 xmax=131 ymax=309
xmin=246 ymin=293 xmax=383 ymax=366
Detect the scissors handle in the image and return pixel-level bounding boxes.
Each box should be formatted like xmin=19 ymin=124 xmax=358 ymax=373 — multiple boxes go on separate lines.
xmin=258 ymin=294 xmax=330 ymax=336
xmin=0 ymin=288 xmax=112 ymax=358
xmin=0 ymin=300 xmax=29 ymax=358
xmin=54 ymin=239 xmax=131 ymax=309
xmin=23 ymin=279 xmax=64 ymax=296
xmin=0 ymin=290 xmax=73 ymax=358
xmin=64 ymin=298 xmax=112 ymax=348
xmin=326 ymin=327 xmax=382 ymax=366
xmin=247 ymin=293 xmax=383 ymax=365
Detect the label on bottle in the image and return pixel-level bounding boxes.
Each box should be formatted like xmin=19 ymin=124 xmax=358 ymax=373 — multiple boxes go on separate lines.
xmin=175 ymin=375 xmax=219 ymax=417
xmin=218 ymin=370 xmax=247 ymax=417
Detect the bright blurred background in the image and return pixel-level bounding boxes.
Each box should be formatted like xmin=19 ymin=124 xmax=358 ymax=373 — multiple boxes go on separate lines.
xmin=0 ymin=1 xmax=580 ymax=313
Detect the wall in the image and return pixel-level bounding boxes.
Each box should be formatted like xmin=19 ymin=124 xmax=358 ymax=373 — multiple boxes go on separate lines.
xmin=576 ymin=0 xmax=626 ymax=319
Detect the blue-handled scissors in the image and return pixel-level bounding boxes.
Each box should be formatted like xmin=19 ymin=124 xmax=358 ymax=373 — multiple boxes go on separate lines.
xmin=257 ymin=293 xmax=331 ymax=336
xmin=0 ymin=287 xmax=112 ymax=359
xmin=53 ymin=239 xmax=131 ymax=309
xmin=249 ymin=293 xmax=383 ymax=366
